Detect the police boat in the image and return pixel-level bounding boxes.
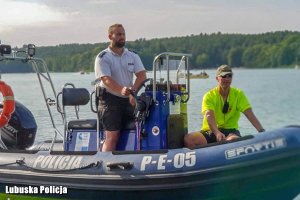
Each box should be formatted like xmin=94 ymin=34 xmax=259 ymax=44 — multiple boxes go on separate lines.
xmin=0 ymin=43 xmax=300 ymax=200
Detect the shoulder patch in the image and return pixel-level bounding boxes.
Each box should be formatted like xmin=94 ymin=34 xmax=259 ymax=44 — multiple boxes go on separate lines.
xmin=128 ymin=49 xmax=138 ymax=54
xmin=99 ymin=51 xmax=107 ymax=58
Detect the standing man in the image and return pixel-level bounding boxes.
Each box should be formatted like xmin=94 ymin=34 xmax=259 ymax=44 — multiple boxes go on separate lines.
xmin=94 ymin=24 xmax=147 ymax=151
xmin=184 ymin=65 xmax=264 ymax=148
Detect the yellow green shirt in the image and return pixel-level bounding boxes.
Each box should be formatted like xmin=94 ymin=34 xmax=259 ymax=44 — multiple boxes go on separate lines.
xmin=201 ymin=86 xmax=251 ymax=131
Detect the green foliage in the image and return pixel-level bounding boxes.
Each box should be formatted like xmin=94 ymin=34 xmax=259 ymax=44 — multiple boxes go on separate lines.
xmin=228 ymin=47 xmax=243 ymax=67
xmin=196 ymin=53 xmax=209 ymax=67
xmin=12 ymin=31 xmax=300 ymax=72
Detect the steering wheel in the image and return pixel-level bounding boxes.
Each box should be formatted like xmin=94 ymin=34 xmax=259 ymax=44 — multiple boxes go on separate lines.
xmin=133 ymin=78 xmax=152 ymax=97
xmin=130 ymin=78 xmax=152 ymax=115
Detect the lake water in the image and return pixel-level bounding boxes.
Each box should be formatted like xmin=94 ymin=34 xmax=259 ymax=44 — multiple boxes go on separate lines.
xmin=1 ymin=68 xmax=300 ymax=142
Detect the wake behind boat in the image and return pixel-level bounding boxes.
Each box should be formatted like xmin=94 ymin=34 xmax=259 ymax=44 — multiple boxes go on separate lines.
xmin=0 ymin=43 xmax=300 ymax=200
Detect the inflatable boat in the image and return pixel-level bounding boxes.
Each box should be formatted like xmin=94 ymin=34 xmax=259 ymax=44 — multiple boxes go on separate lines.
xmin=0 ymin=43 xmax=300 ymax=200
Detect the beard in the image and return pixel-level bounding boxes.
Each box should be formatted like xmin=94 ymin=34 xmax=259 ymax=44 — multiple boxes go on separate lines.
xmin=115 ymin=40 xmax=125 ymax=48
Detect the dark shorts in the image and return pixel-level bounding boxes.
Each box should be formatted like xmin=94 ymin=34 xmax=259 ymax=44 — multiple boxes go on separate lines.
xmin=201 ymin=128 xmax=241 ymax=143
xmin=98 ymin=92 xmax=134 ymax=131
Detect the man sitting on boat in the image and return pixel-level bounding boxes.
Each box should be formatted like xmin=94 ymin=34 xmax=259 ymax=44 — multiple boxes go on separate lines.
xmin=94 ymin=24 xmax=147 ymax=151
xmin=184 ymin=65 xmax=265 ymax=148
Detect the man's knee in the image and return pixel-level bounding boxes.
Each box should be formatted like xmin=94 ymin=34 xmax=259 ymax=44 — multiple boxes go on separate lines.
xmin=184 ymin=131 xmax=207 ymax=148
xmin=184 ymin=134 xmax=194 ymax=148
xmin=226 ymin=133 xmax=240 ymax=141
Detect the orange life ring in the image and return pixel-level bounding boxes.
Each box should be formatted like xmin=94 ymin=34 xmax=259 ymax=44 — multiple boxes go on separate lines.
xmin=0 ymin=81 xmax=15 ymax=128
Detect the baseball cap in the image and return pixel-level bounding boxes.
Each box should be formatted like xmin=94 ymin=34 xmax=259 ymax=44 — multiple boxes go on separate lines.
xmin=216 ymin=65 xmax=233 ymax=76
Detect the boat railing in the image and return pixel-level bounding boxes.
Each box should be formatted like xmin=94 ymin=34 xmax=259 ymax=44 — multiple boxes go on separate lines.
xmin=0 ymin=44 xmax=63 ymax=151
xmin=152 ymin=52 xmax=192 ymax=102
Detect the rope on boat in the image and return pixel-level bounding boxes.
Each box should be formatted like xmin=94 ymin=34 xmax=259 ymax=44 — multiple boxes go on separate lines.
xmin=0 ymin=161 xmax=19 ymax=166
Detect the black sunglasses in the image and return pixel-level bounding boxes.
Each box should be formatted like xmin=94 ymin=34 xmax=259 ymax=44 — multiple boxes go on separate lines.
xmin=222 ymin=101 xmax=229 ymax=114
xmin=220 ymin=74 xmax=233 ymax=78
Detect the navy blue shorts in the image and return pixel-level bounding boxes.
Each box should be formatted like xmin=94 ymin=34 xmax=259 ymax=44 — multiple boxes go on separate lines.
xmin=98 ymin=92 xmax=134 ymax=131
xmin=201 ymin=128 xmax=241 ymax=143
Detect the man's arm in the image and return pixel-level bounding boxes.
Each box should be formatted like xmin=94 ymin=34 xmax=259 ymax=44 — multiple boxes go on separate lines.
xmin=243 ymin=108 xmax=265 ymax=132
xmin=101 ymin=76 xmax=132 ymax=96
xmin=127 ymin=70 xmax=147 ymax=106
xmin=132 ymin=70 xmax=147 ymax=91
xmin=205 ymin=110 xmax=226 ymax=141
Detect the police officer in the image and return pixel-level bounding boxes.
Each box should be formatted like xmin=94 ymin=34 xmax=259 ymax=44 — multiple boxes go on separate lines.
xmin=94 ymin=24 xmax=147 ymax=151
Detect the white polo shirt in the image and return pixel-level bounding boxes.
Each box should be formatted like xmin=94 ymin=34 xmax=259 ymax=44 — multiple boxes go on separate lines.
xmin=94 ymin=47 xmax=145 ymax=97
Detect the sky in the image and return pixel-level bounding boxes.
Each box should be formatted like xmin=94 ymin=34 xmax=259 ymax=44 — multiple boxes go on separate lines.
xmin=0 ymin=0 xmax=300 ymax=47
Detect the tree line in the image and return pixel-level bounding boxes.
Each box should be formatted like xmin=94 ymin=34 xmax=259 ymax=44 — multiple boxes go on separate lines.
xmin=2 ymin=31 xmax=300 ymax=73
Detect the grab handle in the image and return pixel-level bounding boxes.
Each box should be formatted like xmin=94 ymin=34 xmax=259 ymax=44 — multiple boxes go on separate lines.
xmin=106 ymin=162 xmax=133 ymax=170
